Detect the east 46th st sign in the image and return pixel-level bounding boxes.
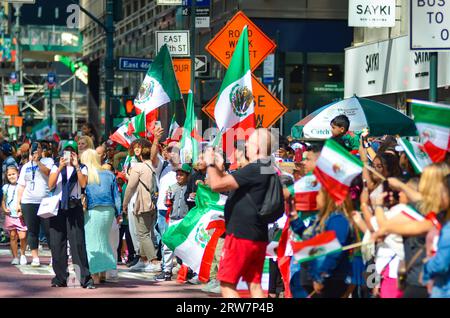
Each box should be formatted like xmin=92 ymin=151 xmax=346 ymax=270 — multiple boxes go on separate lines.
xmin=156 ymin=31 xmax=190 ymax=56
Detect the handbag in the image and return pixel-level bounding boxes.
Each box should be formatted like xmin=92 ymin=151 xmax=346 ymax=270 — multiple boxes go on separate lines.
xmin=37 ymin=193 xmax=61 ymax=219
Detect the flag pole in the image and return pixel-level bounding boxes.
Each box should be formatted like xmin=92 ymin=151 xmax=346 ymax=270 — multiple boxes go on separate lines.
xmin=364 ymin=164 xmax=386 ymax=181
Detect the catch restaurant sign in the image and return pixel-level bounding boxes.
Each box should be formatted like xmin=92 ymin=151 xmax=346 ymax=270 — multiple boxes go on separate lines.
xmin=348 ymin=0 xmax=396 ymax=27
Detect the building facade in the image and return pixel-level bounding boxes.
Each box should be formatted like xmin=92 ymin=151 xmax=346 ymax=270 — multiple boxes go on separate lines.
xmin=344 ymin=0 xmax=450 ymax=114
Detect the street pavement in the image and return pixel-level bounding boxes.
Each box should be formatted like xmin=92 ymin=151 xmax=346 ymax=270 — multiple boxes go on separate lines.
xmin=0 ymin=247 xmax=218 ymax=298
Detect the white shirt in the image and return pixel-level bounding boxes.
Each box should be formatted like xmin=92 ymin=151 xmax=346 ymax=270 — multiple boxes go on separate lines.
xmin=50 ymin=165 xmax=88 ymax=199
xmin=18 ymin=157 xmax=54 ymax=204
xmin=154 ymin=155 xmax=177 ymax=211
xmin=371 ymin=204 xmax=406 ymax=278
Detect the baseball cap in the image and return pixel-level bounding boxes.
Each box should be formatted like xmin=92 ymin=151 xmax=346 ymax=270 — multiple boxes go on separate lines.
xmin=0 ymin=142 xmax=12 ymax=155
xmin=62 ymin=140 xmax=78 ymax=153
xmin=176 ymin=163 xmax=192 ymax=174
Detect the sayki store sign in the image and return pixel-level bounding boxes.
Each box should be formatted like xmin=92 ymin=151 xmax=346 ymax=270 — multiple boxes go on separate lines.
xmin=344 ymin=35 xmax=450 ymax=98
xmin=348 ymin=0 xmax=396 ymax=27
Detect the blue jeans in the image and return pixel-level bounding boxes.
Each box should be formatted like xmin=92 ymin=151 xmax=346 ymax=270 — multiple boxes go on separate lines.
xmin=154 ymin=210 xmax=168 ymax=247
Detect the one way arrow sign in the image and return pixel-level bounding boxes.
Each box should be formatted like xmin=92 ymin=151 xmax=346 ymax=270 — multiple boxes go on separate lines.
xmin=195 ymin=55 xmax=207 ymax=73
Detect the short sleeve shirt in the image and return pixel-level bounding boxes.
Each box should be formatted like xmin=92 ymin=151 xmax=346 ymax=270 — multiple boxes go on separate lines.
xmin=225 ymin=160 xmax=272 ymax=242
xmin=50 ymin=165 xmax=88 ymax=199
xmin=2 ymin=184 xmax=18 ymax=217
xmin=17 ymin=158 xmax=54 ymax=204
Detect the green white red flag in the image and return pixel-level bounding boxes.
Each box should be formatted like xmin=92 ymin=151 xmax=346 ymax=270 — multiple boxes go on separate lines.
xmin=313 ymin=138 xmax=363 ymax=204
xmin=291 ymin=231 xmax=342 ymax=263
xmin=288 ymin=172 xmax=321 ymax=211
xmin=397 ymin=137 xmax=432 ymax=174
xmin=162 ymin=184 xmax=227 ymax=282
xmin=390 ymin=203 xmax=424 ymax=221
xmin=134 ymin=44 xmax=181 ymax=134
xmin=180 ymin=91 xmax=201 ymax=164
xmin=168 ymin=114 xmax=182 ymax=141
xmin=411 ymin=99 xmax=450 ymax=163
xmin=214 ymin=25 xmax=255 ymax=155
xmin=110 ymin=112 xmax=146 ymax=148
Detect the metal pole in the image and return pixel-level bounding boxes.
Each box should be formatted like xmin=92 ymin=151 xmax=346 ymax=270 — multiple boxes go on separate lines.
xmin=190 ymin=0 xmax=196 ymax=93
xmin=49 ymin=87 xmax=53 ymax=127
xmin=429 ymin=52 xmax=438 ymax=102
xmin=104 ymin=0 xmax=115 ymax=137
xmin=72 ymin=76 xmax=76 ymax=133
xmin=14 ymin=4 xmax=21 ymax=137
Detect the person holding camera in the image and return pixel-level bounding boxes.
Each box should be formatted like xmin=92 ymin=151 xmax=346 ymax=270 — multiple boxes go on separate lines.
xmin=16 ymin=142 xmax=54 ymax=267
xmin=47 ymin=141 xmax=94 ymax=288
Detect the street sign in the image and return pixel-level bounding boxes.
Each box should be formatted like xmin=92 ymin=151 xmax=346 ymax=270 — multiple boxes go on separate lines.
xmin=44 ymin=89 xmax=61 ymax=99
xmin=202 ymin=74 xmax=287 ymax=128
xmin=195 ymin=55 xmax=207 ymax=73
xmin=157 ymin=0 xmax=182 ymax=4
xmin=411 ymin=0 xmax=450 ymax=50
xmin=173 ymin=58 xmax=191 ymax=94
xmin=196 ymin=16 xmax=210 ymax=28
xmin=205 ymin=11 xmax=276 ymax=71
xmin=263 ymin=54 xmax=275 ymax=84
xmin=155 ymin=31 xmax=190 ymax=57
xmin=118 ymin=57 xmax=152 ymax=72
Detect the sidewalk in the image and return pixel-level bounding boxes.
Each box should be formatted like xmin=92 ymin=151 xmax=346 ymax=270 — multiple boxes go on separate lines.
xmin=0 ymin=247 xmax=218 ymax=298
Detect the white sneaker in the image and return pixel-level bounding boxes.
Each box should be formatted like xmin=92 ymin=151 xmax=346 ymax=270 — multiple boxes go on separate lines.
xmin=31 ymin=258 xmax=40 ymax=267
xmin=20 ymin=255 xmax=27 ymax=265
xmin=188 ymin=274 xmax=201 ymax=285
xmin=144 ymin=263 xmax=160 ymax=273
xmin=129 ymin=260 xmax=146 ymax=272
xmin=11 ymin=258 xmax=19 ymax=265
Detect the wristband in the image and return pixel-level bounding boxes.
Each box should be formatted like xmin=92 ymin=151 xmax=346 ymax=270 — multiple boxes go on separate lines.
xmin=425 ymin=212 xmax=442 ymax=231
xmin=207 ymin=164 xmax=216 ymax=168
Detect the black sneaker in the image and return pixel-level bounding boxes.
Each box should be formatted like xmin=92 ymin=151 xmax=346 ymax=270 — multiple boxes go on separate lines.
xmin=154 ymin=272 xmax=172 ymax=282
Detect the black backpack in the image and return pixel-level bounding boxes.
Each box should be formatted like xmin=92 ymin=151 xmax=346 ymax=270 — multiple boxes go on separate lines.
xmin=246 ymin=172 xmax=285 ymax=223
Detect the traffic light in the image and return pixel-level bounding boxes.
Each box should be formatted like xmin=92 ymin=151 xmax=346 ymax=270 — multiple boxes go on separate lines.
xmin=123 ymin=97 xmax=136 ymax=116
xmin=113 ymin=0 xmax=123 ymax=22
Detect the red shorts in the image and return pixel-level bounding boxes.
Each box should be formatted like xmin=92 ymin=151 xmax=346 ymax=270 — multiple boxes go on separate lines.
xmin=217 ymin=234 xmax=268 ymax=285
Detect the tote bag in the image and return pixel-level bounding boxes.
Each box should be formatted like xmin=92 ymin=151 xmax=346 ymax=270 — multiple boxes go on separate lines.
xmin=37 ymin=193 xmax=61 ymax=219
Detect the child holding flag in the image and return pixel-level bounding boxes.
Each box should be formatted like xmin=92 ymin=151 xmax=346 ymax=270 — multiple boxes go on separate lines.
xmin=155 ymin=163 xmax=191 ymax=282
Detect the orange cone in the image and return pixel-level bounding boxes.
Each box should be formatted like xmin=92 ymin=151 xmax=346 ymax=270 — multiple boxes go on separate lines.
xmin=176 ymin=265 xmax=188 ymax=284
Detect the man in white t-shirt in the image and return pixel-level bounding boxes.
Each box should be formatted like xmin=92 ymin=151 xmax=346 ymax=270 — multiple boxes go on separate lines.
xmin=47 ymin=140 xmax=93 ymax=289
xmin=152 ymin=144 xmax=178 ymax=259
xmin=17 ymin=141 xmax=54 ymax=267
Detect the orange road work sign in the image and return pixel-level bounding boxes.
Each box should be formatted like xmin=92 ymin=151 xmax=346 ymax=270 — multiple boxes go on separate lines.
xmin=205 ymin=11 xmax=276 ymax=71
xmin=202 ymin=74 xmax=287 ymax=128
xmin=173 ymin=58 xmax=191 ymax=94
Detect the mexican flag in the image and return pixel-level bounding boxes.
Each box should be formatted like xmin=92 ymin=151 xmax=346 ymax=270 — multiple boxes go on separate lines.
xmin=31 ymin=118 xmax=56 ymax=140
xmin=162 ymin=184 xmax=227 ymax=282
xmin=134 ymin=44 xmax=181 ymax=133
xmin=411 ymin=99 xmax=450 ymax=162
xmin=390 ymin=203 xmax=424 ymax=221
xmin=397 ymin=137 xmax=432 ymax=174
xmin=291 ymin=231 xmax=342 ymax=263
xmin=214 ymin=25 xmax=255 ymax=154
xmin=110 ymin=112 xmax=145 ymax=148
xmin=180 ymin=91 xmax=200 ymax=164
xmin=168 ymin=114 xmax=182 ymax=141
xmin=288 ymin=173 xmax=321 ymax=211
xmin=314 ymin=138 xmax=363 ymax=204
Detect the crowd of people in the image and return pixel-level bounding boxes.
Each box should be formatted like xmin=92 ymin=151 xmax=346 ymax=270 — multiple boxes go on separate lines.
xmin=0 ymin=115 xmax=449 ymax=298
